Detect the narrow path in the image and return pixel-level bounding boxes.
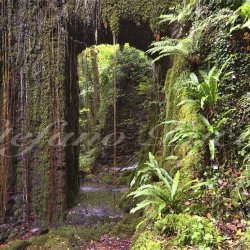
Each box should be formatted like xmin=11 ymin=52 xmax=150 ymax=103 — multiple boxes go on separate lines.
xmin=66 ymin=181 xmax=127 ymax=225
xmin=1 ymin=177 xmax=133 ymax=249
xmin=67 ymin=180 xmax=131 ymax=249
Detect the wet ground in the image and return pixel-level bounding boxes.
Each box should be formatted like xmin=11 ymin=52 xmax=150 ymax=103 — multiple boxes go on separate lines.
xmin=0 ymin=180 xmax=132 ymax=249
xmin=66 ymin=181 xmax=128 ymax=226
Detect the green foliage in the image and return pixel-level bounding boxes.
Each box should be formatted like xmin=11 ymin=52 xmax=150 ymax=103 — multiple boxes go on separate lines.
xmin=155 ymin=214 xmax=222 ymax=249
xmin=240 ymin=125 xmax=250 ymax=167
xmin=111 ymin=214 xmax=140 ymax=238
xmin=245 ymin=226 xmax=250 ymax=247
xmin=78 ymin=44 xmax=152 ymax=173
xmin=148 ymin=36 xmax=194 ymax=61
xmin=240 ymin=2 xmax=250 ymax=20
xmin=159 ymin=0 xmax=197 ymax=24
xmin=199 ymin=115 xmax=228 ymax=161
xmin=229 ymin=2 xmax=250 ymax=31
xmin=113 ymin=46 xmax=152 ymax=84
xmin=130 ymin=152 xmax=172 ymax=187
xmin=165 ymin=113 xmax=229 ymax=161
xmin=129 ymin=153 xmax=203 ymax=219
xmin=79 ymin=148 xmax=99 ymax=174
xmin=137 ymin=82 xmax=152 ymax=95
xmin=233 ymin=167 xmax=250 ymax=209
xmin=6 ymin=240 xmax=30 ymax=250
xmin=195 ymin=67 xmax=219 ymax=111
xmin=149 ymin=9 xmax=234 ymax=62
xmin=178 ymin=59 xmax=231 ymax=111
xmin=131 ymin=230 xmax=162 ymax=250
xmin=102 ymin=0 xmax=175 ymax=33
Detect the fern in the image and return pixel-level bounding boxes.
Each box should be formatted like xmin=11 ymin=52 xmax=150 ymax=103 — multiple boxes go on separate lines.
xmin=159 ymin=0 xmax=198 ymax=24
xmin=129 ymin=153 xmax=207 ymax=223
xmin=230 ymin=2 xmax=250 ymax=31
xmin=147 ymin=29 xmax=200 ymax=62
xmin=240 ymin=125 xmax=250 ymax=168
xmin=178 ymin=58 xmax=232 ymax=111
xmin=129 ymin=170 xmax=198 ymax=219
xmin=149 ymin=10 xmax=234 ymax=62
xmin=130 ymin=152 xmax=172 ymax=187
xmin=165 ymin=113 xmax=230 ymax=161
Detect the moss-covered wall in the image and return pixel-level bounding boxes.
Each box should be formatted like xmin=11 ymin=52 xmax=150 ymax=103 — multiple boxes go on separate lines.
xmin=0 ymin=0 xmax=81 ymax=225
xmin=0 ymin=0 xmax=175 ymax=225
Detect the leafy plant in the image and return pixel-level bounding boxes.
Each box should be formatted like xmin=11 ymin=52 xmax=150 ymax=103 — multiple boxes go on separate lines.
xmin=178 ymin=60 xmax=232 ymax=112
xmin=128 ymin=154 xmax=203 ymax=219
xmin=240 ymin=2 xmax=250 ymax=20
xmin=230 ymin=2 xmax=250 ymax=31
xmin=165 ymin=113 xmax=229 ymax=161
xmin=130 ymin=152 xmax=173 ymax=187
xmin=240 ymin=125 xmax=250 ymax=167
xmin=159 ymin=0 xmax=198 ymax=24
xmin=79 ymin=148 xmax=99 ymax=174
xmin=147 ymin=34 xmax=196 ymax=62
xmin=148 ymin=10 xmax=234 ymax=62
xmin=235 ymin=167 xmax=250 ymax=205
xmin=137 ymin=82 xmax=152 ymax=95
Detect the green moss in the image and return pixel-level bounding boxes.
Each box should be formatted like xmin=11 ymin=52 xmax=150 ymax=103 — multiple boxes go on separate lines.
xmin=101 ymin=173 xmax=114 ymax=185
xmin=6 ymin=225 xmax=112 ymax=250
xmin=6 ymin=240 xmax=30 ymax=250
xmin=131 ymin=230 xmax=162 ymax=250
xmin=111 ymin=214 xmax=140 ymax=238
xmin=101 ymin=0 xmax=178 ymax=34
xmin=163 ymin=56 xmax=188 ymax=158
xmin=155 ymin=214 xmax=222 ymax=249
xmin=99 ymin=171 xmax=130 ymax=186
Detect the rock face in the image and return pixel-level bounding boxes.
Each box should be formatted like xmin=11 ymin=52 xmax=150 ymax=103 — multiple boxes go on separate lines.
xmin=0 ymin=0 xmax=157 ymax=225
xmin=96 ymin=77 xmax=147 ymax=169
